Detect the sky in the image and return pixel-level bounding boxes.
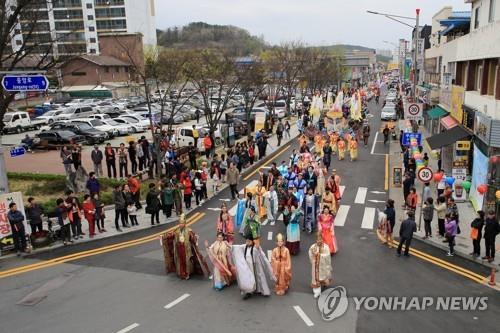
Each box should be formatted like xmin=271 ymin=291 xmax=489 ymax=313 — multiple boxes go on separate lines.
xmin=155 ymin=0 xmax=470 ymax=50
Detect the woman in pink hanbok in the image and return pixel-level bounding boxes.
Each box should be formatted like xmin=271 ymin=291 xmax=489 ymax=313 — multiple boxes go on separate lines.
xmin=317 ymin=207 xmax=338 ymax=254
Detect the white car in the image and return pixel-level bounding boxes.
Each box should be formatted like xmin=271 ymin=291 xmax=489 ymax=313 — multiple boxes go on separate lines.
xmin=100 ymin=119 xmax=132 ymax=136
xmin=115 ymin=116 xmax=147 ymax=132
xmin=69 ymin=118 xmax=118 ymax=138
xmin=88 ymin=114 xmax=112 ymax=121
xmin=36 ymin=110 xmax=64 ymax=124
xmin=113 ymin=117 xmax=146 ymax=133
xmin=54 ymin=106 xmax=96 ymax=121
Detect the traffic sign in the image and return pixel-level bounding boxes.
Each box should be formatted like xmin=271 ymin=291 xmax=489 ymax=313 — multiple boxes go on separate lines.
xmin=9 ymin=146 xmax=26 ymax=158
xmin=417 ymin=167 xmax=433 ymax=183
xmin=404 ymin=102 xmax=423 ymax=120
xmin=1 ymin=75 xmax=49 ymax=92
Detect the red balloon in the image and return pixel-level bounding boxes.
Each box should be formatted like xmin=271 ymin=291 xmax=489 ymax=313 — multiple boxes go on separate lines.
xmin=490 ymin=155 xmax=499 ymax=164
xmin=433 ymin=173 xmax=443 ymax=182
xmin=477 ymin=184 xmax=488 ymax=195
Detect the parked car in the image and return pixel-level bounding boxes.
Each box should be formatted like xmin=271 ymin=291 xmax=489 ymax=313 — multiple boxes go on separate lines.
xmin=54 ymin=106 xmax=96 ymax=121
xmin=117 ymin=114 xmax=151 ymax=128
xmin=42 ymin=122 xmax=107 ymax=145
xmin=70 ymin=118 xmax=119 ymax=138
xmin=2 ymin=111 xmax=45 ymax=134
xmin=35 ymin=110 xmax=65 ymax=124
xmin=35 ymin=130 xmax=86 ymax=148
xmin=381 ymin=104 xmax=398 ymax=121
xmin=113 ymin=117 xmax=146 ymax=133
xmin=100 ymin=119 xmax=132 ymax=136
xmin=175 ymin=126 xmax=223 ymax=151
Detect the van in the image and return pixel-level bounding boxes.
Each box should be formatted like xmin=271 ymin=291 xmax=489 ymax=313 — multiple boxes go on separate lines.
xmin=54 ymin=106 xmax=96 ymax=121
xmin=175 ymin=126 xmax=223 ymax=152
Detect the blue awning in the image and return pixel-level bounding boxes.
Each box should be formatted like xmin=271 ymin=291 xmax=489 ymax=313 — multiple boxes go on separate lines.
xmin=440 ymin=20 xmax=470 ymax=36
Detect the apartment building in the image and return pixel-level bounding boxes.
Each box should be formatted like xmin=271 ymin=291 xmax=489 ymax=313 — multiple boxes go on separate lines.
xmin=424 ymin=0 xmax=500 ymax=214
xmin=9 ymin=0 xmax=156 ymax=57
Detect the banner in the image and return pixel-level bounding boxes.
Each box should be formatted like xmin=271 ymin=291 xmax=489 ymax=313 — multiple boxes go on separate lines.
xmin=0 ymin=192 xmax=27 ymax=252
xmin=469 ymin=144 xmax=489 ymax=210
xmin=450 ymin=85 xmax=465 ymax=123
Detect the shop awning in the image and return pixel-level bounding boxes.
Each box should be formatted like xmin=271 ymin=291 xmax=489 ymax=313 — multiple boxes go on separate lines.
xmin=426 ymin=125 xmax=471 ymax=150
xmin=440 ymin=115 xmax=459 ymax=129
xmin=427 ymin=106 xmax=448 ymax=119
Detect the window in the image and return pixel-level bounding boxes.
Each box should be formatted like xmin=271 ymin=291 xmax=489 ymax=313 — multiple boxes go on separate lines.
xmin=489 ymin=0 xmax=496 ymax=23
xmin=71 ymin=71 xmax=86 ymax=76
xmin=12 ymin=115 xmax=20 ymax=121
xmin=87 ymin=15 xmax=94 ymax=20
xmin=53 ymin=0 xmax=82 ymax=8
xmin=96 ymin=19 xmax=126 ymax=30
xmin=474 ymin=7 xmax=480 ymax=29
xmin=105 ymin=67 xmax=110 ymax=73
xmin=54 ymin=20 xmax=84 ymax=30
xmin=95 ymin=7 xmax=126 ymax=18
xmin=89 ymin=37 xmax=96 ymax=43
xmin=477 ymin=65 xmax=483 ymax=92
xmin=15 ymin=40 xmax=22 ymax=45
xmin=86 ymin=3 xmax=92 ymax=9
xmin=88 ymin=26 xmax=95 ymax=31
xmin=53 ymin=9 xmax=83 ymax=19
xmin=89 ymin=48 xmax=96 ymax=54
xmin=95 ymin=0 xmax=125 ymax=5
xmin=115 ymin=67 xmax=119 ymax=73
xmin=14 ymin=29 xmax=21 ymax=35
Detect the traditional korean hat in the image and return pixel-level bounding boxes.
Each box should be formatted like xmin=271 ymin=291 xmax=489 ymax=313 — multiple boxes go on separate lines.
xmin=276 ymin=233 xmax=284 ymax=242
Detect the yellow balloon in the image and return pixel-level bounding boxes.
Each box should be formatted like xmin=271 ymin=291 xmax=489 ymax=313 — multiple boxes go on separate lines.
xmin=496 ymin=190 xmax=500 ymax=200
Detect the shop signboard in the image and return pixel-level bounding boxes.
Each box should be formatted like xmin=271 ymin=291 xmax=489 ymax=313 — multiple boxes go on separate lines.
xmin=455 ymin=141 xmax=471 ymax=151
xmin=474 ymin=112 xmax=492 ymax=145
xmin=452 ymin=168 xmax=467 ymax=202
xmin=440 ymin=88 xmax=451 ymax=111
xmin=450 ymin=85 xmax=465 ymax=123
xmin=470 ymin=144 xmax=489 ymax=210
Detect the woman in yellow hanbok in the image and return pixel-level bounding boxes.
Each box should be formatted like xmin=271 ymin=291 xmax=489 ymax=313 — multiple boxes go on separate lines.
xmin=314 ymin=134 xmax=323 ymax=154
xmin=299 ymin=134 xmax=308 ymax=146
xmin=329 ymin=133 xmax=338 ymax=155
xmin=246 ymin=181 xmax=267 ymax=219
xmin=349 ymin=139 xmax=358 ymax=161
xmin=337 ymin=139 xmax=346 ymax=161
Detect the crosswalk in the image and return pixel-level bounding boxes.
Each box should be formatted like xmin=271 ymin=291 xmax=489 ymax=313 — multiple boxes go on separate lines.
xmin=221 ymin=181 xmax=385 ymax=231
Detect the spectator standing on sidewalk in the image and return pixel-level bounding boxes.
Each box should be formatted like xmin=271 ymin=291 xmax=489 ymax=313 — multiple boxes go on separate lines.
xmin=192 ymin=125 xmax=199 ymax=147
xmin=71 ymin=144 xmax=82 ymax=171
xmin=118 ymin=143 xmax=128 ymax=179
xmin=55 ymin=198 xmax=72 ymax=245
xmin=127 ymin=174 xmax=142 ymax=209
xmin=203 ymin=133 xmax=212 ymax=159
xmin=470 ymin=210 xmax=485 ymax=258
xmin=436 ymin=174 xmax=446 ymax=197
xmin=26 ymin=197 xmax=43 ymax=234
xmin=91 ymin=145 xmax=104 ymax=177
xmin=92 ymin=193 xmax=106 ymax=233
xmin=397 ymin=211 xmax=417 ymax=257
xmin=66 ymin=190 xmax=84 ymax=239
xmin=434 ymin=196 xmax=447 ymax=237
xmin=422 ymin=182 xmax=432 ymax=204
xmin=129 ymin=141 xmax=138 ymax=175
xmin=182 ymin=176 xmax=193 ymax=210
xmin=276 ymin=120 xmax=284 ymax=147
xmin=402 ymin=173 xmax=412 ymax=207
xmin=7 ymin=202 xmax=27 ymax=255
xmin=483 ymin=210 xmax=499 ymax=262
xmin=113 ymin=185 xmax=128 ymax=232
xmin=60 ymin=146 xmax=73 ymax=177
xmin=137 ymin=139 xmax=145 ymax=172
xmin=105 ymin=143 xmax=117 ymax=178
xmin=447 ymin=197 xmax=459 ymax=227
xmin=444 ymin=213 xmax=457 ymax=256
xmin=86 ymin=172 xmax=100 ymax=197
xmin=406 ymin=188 xmax=418 ymax=213
xmin=141 ymin=136 xmax=151 ymax=166
xmin=82 ymin=194 xmax=96 ymax=238
xmin=284 ymin=121 xmax=291 ymax=139
xmin=227 ymin=162 xmax=240 ymax=200
xmin=146 ymin=183 xmax=161 ymax=226
xmin=422 ymin=197 xmax=434 ymax=239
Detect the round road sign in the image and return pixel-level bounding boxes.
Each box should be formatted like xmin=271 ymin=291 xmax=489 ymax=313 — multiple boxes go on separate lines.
xmin=408 ymin=103 xmax=420 ymax=116
xmin=417 ymin=167 xmax=433 ymax=182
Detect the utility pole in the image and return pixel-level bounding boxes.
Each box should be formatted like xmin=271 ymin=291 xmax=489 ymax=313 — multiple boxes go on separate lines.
xmin=413 ymin=8 xmax=420 ymax=100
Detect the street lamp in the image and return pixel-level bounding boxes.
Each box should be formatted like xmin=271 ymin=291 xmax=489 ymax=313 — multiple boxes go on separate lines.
xmin=367 ymin=9 xmax=420 ymax=99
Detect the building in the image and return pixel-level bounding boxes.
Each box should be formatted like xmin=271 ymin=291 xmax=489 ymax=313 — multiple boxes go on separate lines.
xmin=424 ymin=0 xmax=500 ymax=215
xmin=342 ymin=50 xmax=377 ymax=87
xmin=8 ymin=0 xmax=156 ymax=57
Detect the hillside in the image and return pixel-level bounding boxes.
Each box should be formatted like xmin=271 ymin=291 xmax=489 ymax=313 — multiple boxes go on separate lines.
xmin=156 ymin=22 xmax=267 ymax=56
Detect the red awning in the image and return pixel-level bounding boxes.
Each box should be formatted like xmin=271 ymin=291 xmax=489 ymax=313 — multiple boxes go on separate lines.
xmin=440 ymin=115 xmax=459 ymax=130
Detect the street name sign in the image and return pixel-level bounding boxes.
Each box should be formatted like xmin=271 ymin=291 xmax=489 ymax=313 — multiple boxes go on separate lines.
xmin=2 ymin=75 xmax=49 ymax=92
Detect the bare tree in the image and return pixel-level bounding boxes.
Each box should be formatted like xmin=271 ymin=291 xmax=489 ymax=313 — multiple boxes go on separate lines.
xmin=234 ymin=57 xmax=267 ymax=138
xmin=185 ymin=49 xmax=240 ymax=141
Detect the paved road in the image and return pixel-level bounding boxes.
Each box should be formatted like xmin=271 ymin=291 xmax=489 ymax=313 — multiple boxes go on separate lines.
xmin=0 ymin=101 xmax=499 ymax=333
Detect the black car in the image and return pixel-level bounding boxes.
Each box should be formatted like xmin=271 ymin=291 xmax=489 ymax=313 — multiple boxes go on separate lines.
xmin=44 ymin=122 xmax=107 ymax=145
xmin=35 ymin=130 xmax=85 ymax=148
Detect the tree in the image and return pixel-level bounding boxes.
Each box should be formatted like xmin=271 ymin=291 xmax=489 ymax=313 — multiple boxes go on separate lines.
xmin=302 ymin=48 xmax=345 ymax=97
xmin=234 ymin=58 xmax=268 ymax=138
xmin=185 ymin=49 xmax=240 ymax=139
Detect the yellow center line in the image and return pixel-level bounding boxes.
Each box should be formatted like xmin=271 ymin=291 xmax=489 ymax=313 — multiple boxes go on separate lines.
xmin=243 ymin=144 xmax=291 ymax=180
xmin=0 ymin=213 xmax=205 ymax=279
xmin=376 ymin=229 xmax=488 ymax=284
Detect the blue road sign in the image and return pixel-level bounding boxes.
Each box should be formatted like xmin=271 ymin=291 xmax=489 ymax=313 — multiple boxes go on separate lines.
xmin=9 ymin=146 xmax=26 ymax=158
xmin=402 ymin=132 xmax=422 ymax=146
xmin=1 ymin=75 xmax=49 ymax=92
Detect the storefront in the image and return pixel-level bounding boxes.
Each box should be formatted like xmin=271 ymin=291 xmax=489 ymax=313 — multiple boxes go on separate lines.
xmin=472 ymin=112 xmax=500 ymax=215
xmin=425 ymin=105 xmax=448 ymax=135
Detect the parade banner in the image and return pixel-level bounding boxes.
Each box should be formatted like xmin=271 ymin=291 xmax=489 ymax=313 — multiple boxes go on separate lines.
xmin=469 ymin=144 xmax=488 ymax=210
xmin=0 ymin=192 xmax=27 ymax=252
xmin=255 ymin=113 xmax=266 ymax=132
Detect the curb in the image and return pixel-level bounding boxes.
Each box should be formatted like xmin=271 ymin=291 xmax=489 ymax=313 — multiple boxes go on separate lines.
xmin=0 ymin=133 xmax=299 ymax=261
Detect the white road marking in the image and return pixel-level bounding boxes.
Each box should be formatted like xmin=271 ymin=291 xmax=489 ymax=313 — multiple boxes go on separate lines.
xmin=219 ymin=198 xmax=231 ymax=202
xmin=370 ymin=190 xmax=386 ymax=194
xmin=293 ymin=305 xmax=314 ymax=327
xmin=164 ymin=293 xmax=190 ymax=310
xmin=207 ymin=208 xmax=221 ymax=211
xmin=277 ymin=213 xmax=283 ymax=221
xmin=267 ymin=250 xmax=272 ymax=261
xmin=361 ymin=207 xmax=376 ymax=229
xmin=354 ymin=187 xmax=368 ymax=204
xmin=340 ymin=185 xmax=345 ymax=197
xmin=270 ymin=220 xmax=275 ymax=226
xmin=116 ymin=323 xmax=140 ymax=333
xmin=368 ymin=199 xmax=385 ymax=203
xmin=370 ymin=131 xmax=379 ymax=155
xmin=335 ymin=205 xmax=350 ymax=227
xmin=261 ymin=219 xmax=268 ymax=226
xmin=267 ymin=231 xmax=273 ymax=240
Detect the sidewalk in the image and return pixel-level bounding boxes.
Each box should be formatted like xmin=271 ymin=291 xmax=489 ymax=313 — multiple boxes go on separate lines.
xmin=388 ymin=121 xmax=499 ymax=267
xmin=1 ymin=120 xmax=300 ymax=260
